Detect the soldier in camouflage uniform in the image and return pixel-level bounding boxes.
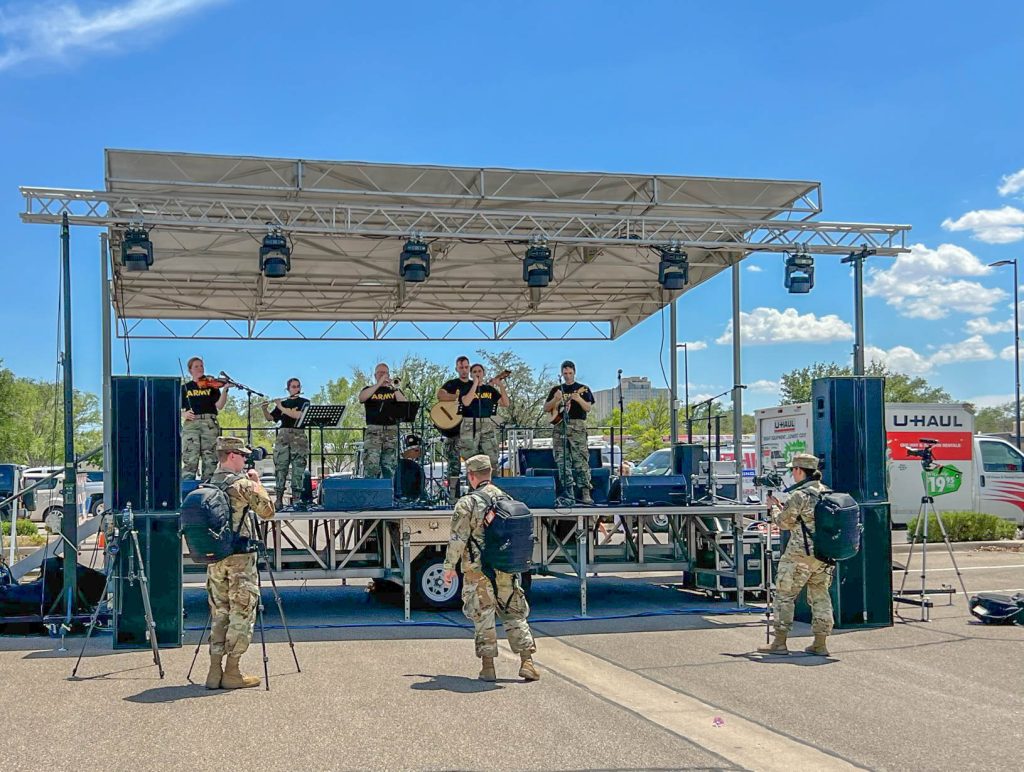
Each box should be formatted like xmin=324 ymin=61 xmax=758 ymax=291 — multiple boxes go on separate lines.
xmin=437 ymin=356 xmax=473 ymax=497
xmin=458 ymin=364 xmax=508 ymax=473
xmin=443 ymin=455 xmax=539 ymax=682
xmin=358 ymin=363 xmax=408 ymax=479
xmin=544 ymin=361 xmax=595 ymax=504
xmin=181 ymin=357 xmax=228 ymax=482
xmin=261 ymin=378 xmax=310 ymax=508
xmin=758 ymin=453 xmax=834 ymax=657
xmin=205 ymin=436 xmax=276 ymax=689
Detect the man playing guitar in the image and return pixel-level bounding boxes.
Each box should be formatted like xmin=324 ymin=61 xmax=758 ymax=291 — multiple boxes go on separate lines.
xmin=435 ymin=355 xmax=472 ymax=496
xmin=459 ymin=363 xmax=509 ymax=472
xmin=544 ymin=360 xmax=595 ymax=504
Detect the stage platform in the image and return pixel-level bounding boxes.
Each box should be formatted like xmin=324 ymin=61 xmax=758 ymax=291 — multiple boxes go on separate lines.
xmin=182 ymin=503 xmax=769 ymax=619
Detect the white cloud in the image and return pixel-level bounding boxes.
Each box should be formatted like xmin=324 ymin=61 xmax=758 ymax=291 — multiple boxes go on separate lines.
xmin=679 ymin=340 xmax=707 ymax=351
xmin=864 ymin=242 xmax=1006 ymax=319
xmin=746 ymin=264 xmax=764 ymax=273
xmin=1000 ymin=345 xmax=1021 ymax=361
xmin=867 ymin=335 xmax=996 ymax=375
xmin=747 ymin=379 xmax=780 ymax=393
xmin=715 ymin=307 xmax=853 ymax=345
xmin=998 ymin=168 xmax=1024 ymax=197
xmin=964 ymin=393 xmax=1015 ymax=408
xmin=0 ymin=0 xmax=224 ymax=70
xmin=965 ymin=316 xmax=1015 ymax=335
xmin=941 ymin=205 xmax=1024 ymax=244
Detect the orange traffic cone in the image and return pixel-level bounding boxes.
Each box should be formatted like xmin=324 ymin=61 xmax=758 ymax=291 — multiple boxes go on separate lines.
xmin=97 ymin=531 xmax=106 ymax=549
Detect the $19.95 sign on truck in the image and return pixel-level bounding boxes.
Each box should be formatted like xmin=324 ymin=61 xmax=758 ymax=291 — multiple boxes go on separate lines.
xmin=922 ymin=464 xmax=964 ymax=496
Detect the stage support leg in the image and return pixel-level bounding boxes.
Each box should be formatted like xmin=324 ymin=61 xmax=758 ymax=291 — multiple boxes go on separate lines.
xmin=100 ymin=233 xmax=113 ymax=513
xmin=577 ymin=514 xmax=588 ymax=617
xmin=402 ymin=527 xmax=411 ymax=622
xmin=670 ymin=297 xmax=678 ymax=446
xmin=732 ymin=261 xmax=746 ymax=608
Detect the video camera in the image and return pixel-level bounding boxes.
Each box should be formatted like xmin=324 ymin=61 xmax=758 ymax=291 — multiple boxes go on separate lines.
xmin=245 ymin=446 xmax=268 ymax=471
xmin=753 ymin=470 xmax=785 ymax=489
xmin=906 ymin=437 xmax=939 ymax=469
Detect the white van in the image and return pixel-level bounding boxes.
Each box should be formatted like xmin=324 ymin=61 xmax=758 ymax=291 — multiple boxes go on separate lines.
xmin=755 ymin=402 xmax=1024 ymax=525
xmin=21 ymin=467 xmax=91 ymax=522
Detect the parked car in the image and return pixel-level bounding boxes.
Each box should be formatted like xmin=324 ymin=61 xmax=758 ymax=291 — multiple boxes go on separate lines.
xmin=21 ymin=466 xmax=89 ymax=523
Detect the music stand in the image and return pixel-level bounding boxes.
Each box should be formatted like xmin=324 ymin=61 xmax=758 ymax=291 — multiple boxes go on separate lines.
xmin=381 ymin=401 xmax=420 ymax=502
xmin=298 ymin=404 xmax=346 ymax=483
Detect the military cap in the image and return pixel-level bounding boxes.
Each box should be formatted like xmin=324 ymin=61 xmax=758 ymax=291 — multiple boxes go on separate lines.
xmin=787 ymin=452 xmax=819 ymax=470
xmin=465 ymin=454 xmax=492 ymax=472
xmin=216 ymin=436 xmax=252 ymax=455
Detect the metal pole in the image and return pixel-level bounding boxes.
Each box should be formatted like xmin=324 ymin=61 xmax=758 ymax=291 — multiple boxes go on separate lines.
xmin=670 ymin=298 xmax=678 ymax=447
xmin=731 ymin=262 xmax=743 ymax=479
xmin=1015 ymin=260 xmax=1021 ymax=449
xmin=853 ymin=254 xmax=865 ymax=375
xmin=60 ymin=212 xmax=78 ymax=610
xmin=100 ymin=234 xmax=112 ymax=512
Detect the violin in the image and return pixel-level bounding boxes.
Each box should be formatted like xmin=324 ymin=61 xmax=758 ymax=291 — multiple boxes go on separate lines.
xmin=488 ymin=369 xmax=512 ymax=385
xmin=195 ymin=375 xmax=229 ymax=389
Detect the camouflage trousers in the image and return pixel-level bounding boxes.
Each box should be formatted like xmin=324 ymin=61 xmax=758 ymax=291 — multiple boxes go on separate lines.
xmin=458 ymin=418 xmax=499 ymax=472
xmin=553 ymin=418 xmax=592 ymax=494
xmin=462 ymin=568 xmax=536 ymax=659
xmin=363 ymin=424 xmax=397 ymax=479
xmin=274 ymin=427 xmax=309 ymax=498
xmin=207 ymin=553 xmax=259 ymax=657
xmin=444 ymin=435 xmax=461 ymax=480
xmin=182 ymin=415 xmax=220 ymax=482
xmin=773 ymin=553 xmax=834 ymax=635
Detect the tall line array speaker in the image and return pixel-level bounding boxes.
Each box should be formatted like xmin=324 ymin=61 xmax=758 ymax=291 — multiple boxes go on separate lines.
xmin=113 ymin=512 xmax=183 ymax=649
xmin=111 ymin=376 xmax=181 ymax=511
xmin=811 ymin=377 xmax=886 ymax=502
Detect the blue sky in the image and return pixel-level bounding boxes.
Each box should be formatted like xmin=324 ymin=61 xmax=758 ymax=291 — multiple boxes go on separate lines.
xmin=2 ymin=0 xmax=1023 ymax=412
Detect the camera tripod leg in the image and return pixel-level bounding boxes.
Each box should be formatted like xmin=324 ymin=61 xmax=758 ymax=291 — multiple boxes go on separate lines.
xmin=71 ymin=551 xmax=117 ymax=679
xmin=254 ymin=568 xmax=270 ymax=691
xmin=927 ymin=500 xmax=970 ymax=602
xmin=130 ymin=530 xmax=164 ymax=678
xmin=896 ymin=500 xmax=924 ymax=612
xmin=260 ymin=554 xmax=301 ymax=673
xmin=186 ymin=612 xmax=212 ymax=683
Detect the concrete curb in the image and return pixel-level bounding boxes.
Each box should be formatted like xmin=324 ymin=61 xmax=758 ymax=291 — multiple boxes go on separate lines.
xmin=891 ymin=539 xmax=1024 ymax=555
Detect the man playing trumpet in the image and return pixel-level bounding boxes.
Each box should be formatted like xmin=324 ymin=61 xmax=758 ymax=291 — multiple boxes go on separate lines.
xmin=358 ymin=363 xmax=407 ymax=479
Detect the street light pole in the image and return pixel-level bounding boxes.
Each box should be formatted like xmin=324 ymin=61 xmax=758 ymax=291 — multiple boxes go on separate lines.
xmin=990 ymin=259 xmax=1021 ymax=448
xmin=675 ymin=343 xmax=690 ymax=439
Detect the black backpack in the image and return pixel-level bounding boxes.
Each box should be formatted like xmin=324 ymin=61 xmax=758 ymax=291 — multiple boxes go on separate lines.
xmin=181 ymin=474 xmax=252 ymax=564
xmin=469 ymin=488 xmax=534 ymax=575
xmin=798 ymin=486 xmax=862 ymax=564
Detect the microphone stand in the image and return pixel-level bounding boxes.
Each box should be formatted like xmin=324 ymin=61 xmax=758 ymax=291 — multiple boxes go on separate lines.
xmin=220 ymin=371 xmax=268 ymax=449
xmin=689 ymin=388 xmax=734 ymax=503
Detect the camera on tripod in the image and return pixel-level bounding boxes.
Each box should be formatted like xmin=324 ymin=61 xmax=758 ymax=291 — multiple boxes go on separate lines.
xmin=753 ymin=470 xmax=785 ymax=489
xmin=245 ymin=446 xmax=268 ymax=470
xmin=906 ymin=437 xmax=939 ymax=469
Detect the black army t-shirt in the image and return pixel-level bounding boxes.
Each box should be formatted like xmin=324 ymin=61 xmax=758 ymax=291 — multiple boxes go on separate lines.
xmin=364 ymin=386 xmax=398 ymax=425
xmin=271 ymin=396 xmax=310 ymax=429
xmin=546 ymin=382 xmax=594 ymax=420
xmin=441 ymin=378 xmax=473 ymax=414
xmin=181 ymin=381 xmax=221 ymax=416
xmin=463 ymin=384 xmax=499 ymax=419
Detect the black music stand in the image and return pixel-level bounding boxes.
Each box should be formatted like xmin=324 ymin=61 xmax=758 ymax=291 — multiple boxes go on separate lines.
xmin=381 ymin=401 xmax=420 ymax=501
xmin=298 ymin=404 xmax=346 ymax=482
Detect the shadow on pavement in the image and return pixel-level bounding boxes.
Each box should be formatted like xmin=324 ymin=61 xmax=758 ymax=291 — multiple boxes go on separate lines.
xmin=124 ymin=684 xmax=227 ymax=704
xmin=722 ymin=651 xmax=838 ymax=666
xmin=405 ymin=673 xmax=508 ymax=693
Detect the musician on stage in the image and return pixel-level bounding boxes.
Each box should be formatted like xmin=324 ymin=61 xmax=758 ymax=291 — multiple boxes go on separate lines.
xmin=358 ymin=363 xmax=407 ymax=479
xmin=261 ymin=377 xmax=310 ymax=509
xmin=437 ymin=355 xmax=472 ymax=495
xmin=459 ymin=363 xmax=509 ymax=472
xmin=181 ymin=356 xmax=229 ymax=482
xmin=544 ymin=360 xmax=595 ymax=504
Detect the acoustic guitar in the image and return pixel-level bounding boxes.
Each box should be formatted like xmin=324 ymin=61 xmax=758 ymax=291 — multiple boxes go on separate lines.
xmin=429 ymin=370 xmax=511 ymax=434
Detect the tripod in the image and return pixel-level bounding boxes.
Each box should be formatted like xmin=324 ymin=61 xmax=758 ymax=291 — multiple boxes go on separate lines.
xmin=72 ymin=504 xmax=163 ymax=680
xmin=187 ymin=513 xmax=300 ymax=691
xmin=894 ymin=492 xmax=970 ymax=622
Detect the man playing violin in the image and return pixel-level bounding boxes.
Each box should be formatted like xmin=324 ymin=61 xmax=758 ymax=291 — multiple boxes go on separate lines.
xmin=261 ymin=377 xmax=310 ymax=509
xmin=544 ymin=360 xmax=595 ymax=504
xmin=358 ymin=362 xmax=407 ymax=479
xmin=459 ymin=363 xmax=509 ymax=472
xmin=181 ymin=356 xmax=230 ymax=482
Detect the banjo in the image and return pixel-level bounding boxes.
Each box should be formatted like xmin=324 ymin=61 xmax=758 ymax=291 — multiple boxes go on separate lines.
xmin=429 ymin=370 xmax=511 ymax=433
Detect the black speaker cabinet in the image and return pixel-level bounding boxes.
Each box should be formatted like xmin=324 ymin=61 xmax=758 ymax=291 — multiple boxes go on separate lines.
xmin=812 ymin=377 xmax=887 ymax=502
xmin=672 ymin=443 xmax=706 ymax=477
xmin=518 ymin=446 xmax=602 ymax=474
xmin=113 ymin=512 xmax=183 ymax=649
xmin=111 ymin=376 xmax=182 ymax=511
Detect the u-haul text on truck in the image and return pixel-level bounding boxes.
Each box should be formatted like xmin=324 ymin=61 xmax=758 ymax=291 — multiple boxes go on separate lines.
xmin=755 ymin=402 xmax=1024 ymax=525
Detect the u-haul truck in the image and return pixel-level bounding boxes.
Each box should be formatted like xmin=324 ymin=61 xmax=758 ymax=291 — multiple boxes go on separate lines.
xmin=755 ymin=402 xmax=1024 ymax=525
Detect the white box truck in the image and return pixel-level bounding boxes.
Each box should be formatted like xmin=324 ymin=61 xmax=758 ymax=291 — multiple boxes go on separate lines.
xmin=755 ymin=402 xmax=1024 ymax=525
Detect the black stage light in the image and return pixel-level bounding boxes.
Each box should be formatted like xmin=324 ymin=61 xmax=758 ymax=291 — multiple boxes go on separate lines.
xmin=784 ymin=250 xmax=814 ymax=294
xmin=523 ymin=238 xmax=553 ymax=287
xmin=259 ymin=229 xmax=291 ymax=279
xmin=657 ymin=242 xmax=688 ymax=290
xmin=121 ymin=226 xmax=153 ymax=272
xmin=399 ymin=238 xmax=430 ymax=282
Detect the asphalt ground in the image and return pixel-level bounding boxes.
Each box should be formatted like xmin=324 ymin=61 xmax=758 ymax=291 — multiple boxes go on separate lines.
xmin=1 ymin=545 xmax=1022 ymax=771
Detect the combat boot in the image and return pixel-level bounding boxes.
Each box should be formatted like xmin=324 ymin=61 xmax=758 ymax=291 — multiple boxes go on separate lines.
xmin=479 ymin=656 xmax=496 ymax=682
xmin=221 ymin=655 xmax=261 ymax=689
xmin=804 ymin=634 xmax=830 ymax=656
xmin=205 ymin=654 xmax=223 ymax=689
xmin=756 ymin=631 xmax=790 ymax=655
xmin=519 ymin=654 xmax=540 ymax=681
xmin=579 ymin=488 xmax=594 ymax=505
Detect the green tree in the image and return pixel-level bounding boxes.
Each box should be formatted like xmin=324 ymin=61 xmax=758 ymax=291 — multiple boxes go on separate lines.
xmin=474 ymin=349 xmax=554 ymax=429
xmin=779 ymin=361 xmax=952 ymax=405
xmin=610 ymin=397 xmax=671 ymax=461
xmin=974 ymin=402 xmax=1016 ymax=434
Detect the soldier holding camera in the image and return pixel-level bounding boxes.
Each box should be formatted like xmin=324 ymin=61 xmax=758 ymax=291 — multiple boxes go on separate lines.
xmin=758 ymin=452 xmax=834 ymax=657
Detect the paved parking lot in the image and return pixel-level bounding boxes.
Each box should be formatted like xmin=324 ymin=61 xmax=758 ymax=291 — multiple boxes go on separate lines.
xmin=1 ymin=545 xmax=1021 ymax=771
